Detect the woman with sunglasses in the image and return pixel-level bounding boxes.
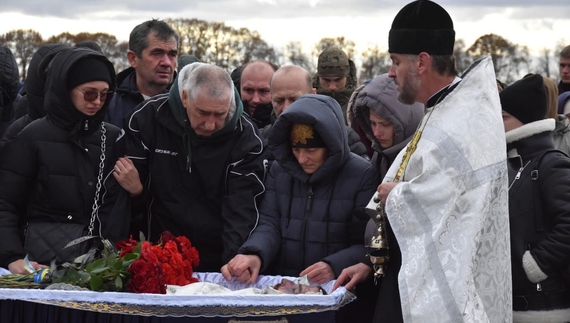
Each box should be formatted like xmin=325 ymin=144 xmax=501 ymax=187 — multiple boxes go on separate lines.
xmin=0 ymin=47 xmax=130 ymax=274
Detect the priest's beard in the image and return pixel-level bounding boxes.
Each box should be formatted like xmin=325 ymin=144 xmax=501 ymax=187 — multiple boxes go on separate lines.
xmin=398 ymin=65 xmax=421 ymax=105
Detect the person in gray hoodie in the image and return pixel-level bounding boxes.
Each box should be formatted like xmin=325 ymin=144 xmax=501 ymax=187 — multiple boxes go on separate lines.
xmin=353 ymin=73 xmax=424 ymax=179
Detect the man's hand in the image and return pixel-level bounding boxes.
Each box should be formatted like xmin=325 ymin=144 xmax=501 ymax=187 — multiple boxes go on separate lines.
xmin=8 ymin=259 xmax=46 ymax=274
xmin=113 ymin=157 xmax=143 ymax=197
xmin=300 ymin=261 xmax=335 ymax=285
xmin=332 ymin=263 xmax=373 ymax=291
xmin=377 ymin=182 xmax=398 ymax=205
xmin=221 ymin=254 xmax=261 ymax=284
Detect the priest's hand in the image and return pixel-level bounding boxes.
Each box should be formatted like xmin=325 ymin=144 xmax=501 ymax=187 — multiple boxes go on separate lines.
xmin=300 ymin=261 xmax=335 ymax=285
xmin=377 ymin=182 xmax=398 ymax=205
xmin=332 ymin=263 xmax=373 ymax=291
xmin=221 ymin=254 xmax=261 ymax=284
xmin=113 ymin=157 xmax=143 ymax=197
xmin=8 ymin=259 xmax=46 ymax=275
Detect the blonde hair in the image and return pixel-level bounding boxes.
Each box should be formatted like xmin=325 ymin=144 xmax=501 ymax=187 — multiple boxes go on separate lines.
xmin=542 ymin=76 xmax=559 ymax=119
xmin=523 ymin=73 xmax=559 ymax=119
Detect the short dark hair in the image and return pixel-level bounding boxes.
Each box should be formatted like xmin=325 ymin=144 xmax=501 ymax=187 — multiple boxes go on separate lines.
xmin=129 ymin=19 xmax=179 ymax=57
xmin=431 ymin=55 xmax=458 ymax=77
xmin=561 ymin=45 xmax=570 ymax=59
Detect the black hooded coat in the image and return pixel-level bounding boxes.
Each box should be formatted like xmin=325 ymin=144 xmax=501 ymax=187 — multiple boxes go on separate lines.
xmin=0 ymin=47 xmax=21 ymax=138
xmin=1 ymin=44 xmax=70 ymax=150
xmin=239 ymin=94 xmax=378 ymax=277
xmin=0 ymin=48 xmax=129 ymax=268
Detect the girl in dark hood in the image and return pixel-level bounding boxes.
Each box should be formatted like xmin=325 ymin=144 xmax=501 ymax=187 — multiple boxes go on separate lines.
xmin=0 ymin=48 xmax=129 ymax=274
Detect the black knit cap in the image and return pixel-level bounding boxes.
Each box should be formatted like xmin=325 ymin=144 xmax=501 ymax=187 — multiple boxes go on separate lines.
xmin=290 ymin=124 xmax=326 ymax=148
xmin=389 ymin=0 xmax=455 ymax=55
xmin=66 ymin=56 xmax=112 ymax=90
xmin=500 ymin=74 xmax=546 ymax=125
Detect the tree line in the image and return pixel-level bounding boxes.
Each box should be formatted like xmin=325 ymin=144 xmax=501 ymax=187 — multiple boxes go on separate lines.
xmin=0 ymin=18 xmax=566 ymax=85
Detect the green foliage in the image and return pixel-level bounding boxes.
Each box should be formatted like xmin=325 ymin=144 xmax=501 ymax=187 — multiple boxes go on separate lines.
xmin=53 ymin=239 xmax=137 ymax=292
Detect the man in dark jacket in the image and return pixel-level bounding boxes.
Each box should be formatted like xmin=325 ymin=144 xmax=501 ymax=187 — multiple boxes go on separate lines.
xmin=239 ymin=60 xmax=277 ymax=129
xmin=118 ymin=63 xmax=267 ymax=272
xmin=105 ymin=19 xmax=179 ymax=127
xmin=266 ymin=65 xmax=368 ymax=159
xmin=0 ymin=46 xmax=21 ymax=137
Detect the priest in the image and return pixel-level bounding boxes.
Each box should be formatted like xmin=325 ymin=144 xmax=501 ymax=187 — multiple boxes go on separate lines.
xmin=334 ymin=1 xmax=512 ymax=322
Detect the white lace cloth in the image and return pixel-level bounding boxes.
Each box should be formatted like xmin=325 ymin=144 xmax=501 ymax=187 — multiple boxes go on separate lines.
xmin=0 ymin=271 xmax=352 ymax=308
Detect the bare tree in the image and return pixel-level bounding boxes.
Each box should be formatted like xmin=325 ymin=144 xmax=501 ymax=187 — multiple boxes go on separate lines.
xmin=46 ymin=31 xmax=130 ymax=73
xmin=283 ymin=41 xmax=314 ymax=71
xmin=0 ymin=29 xmax=43 ymax=81
xmin=467 ymin=34 xmax=531 ymax=84
xmin=166 ymin=18 xmax=278 ymax=72
xmin=313 ymin=36 xmax=356 ymax=60
xmin=46 ymin=32 xmax=76 ymax=46
xmin=453 ymin=39 xmax=473 ymax=76
xmin=535 ymin=48 xmax=554 ymax=79
xmin=359 ymin=45 xmax=390 ymax=83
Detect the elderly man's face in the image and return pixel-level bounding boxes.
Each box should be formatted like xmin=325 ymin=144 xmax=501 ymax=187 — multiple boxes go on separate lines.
xmin=183 ymin=88 xmax=230 ymax=137
xmin=240 ymin=63 xmax=273 ymax=114
xmin=271 ymin=71 xmax=315 ymax=117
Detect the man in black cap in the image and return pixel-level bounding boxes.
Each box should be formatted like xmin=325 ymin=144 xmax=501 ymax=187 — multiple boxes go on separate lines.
xmin=334 ymin=1 xmax=512 ymax=322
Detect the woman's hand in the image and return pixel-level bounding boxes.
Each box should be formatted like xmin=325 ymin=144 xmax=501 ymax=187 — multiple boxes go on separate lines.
xmin=221 ymin=254 xmax=261 ymax=284
xmin=8 ymin=259 xmax=46 ymax=275
xmin=113 ymin=157 xmax=143 ymax=196
xmin=332 ymin=263 xmax=373 ymax=291
xmin=300 ymin=261 xmax=335 ymax=285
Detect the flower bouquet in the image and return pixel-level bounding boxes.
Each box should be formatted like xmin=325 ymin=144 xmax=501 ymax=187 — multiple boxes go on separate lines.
xmin=0 ymin=232 xmax=200 ymax=294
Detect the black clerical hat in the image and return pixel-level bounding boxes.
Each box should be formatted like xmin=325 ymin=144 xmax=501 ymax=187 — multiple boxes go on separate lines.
xmin=389 ymin=0 xmax=455 ymax=55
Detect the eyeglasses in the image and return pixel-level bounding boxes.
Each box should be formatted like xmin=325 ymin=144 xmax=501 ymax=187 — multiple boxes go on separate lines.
xmin=76 ymin=88 xmax=113 ymax=102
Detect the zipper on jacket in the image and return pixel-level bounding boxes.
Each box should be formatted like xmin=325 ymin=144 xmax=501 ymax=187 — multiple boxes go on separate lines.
xmin=84 ymin=120 xmax=89 ymax=131
xmin=300 ymin=185 xmax=314 ymax=270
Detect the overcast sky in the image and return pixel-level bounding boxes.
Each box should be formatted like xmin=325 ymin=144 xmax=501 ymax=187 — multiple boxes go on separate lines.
xmin=1 ymin=0 xmax=568 ymax=58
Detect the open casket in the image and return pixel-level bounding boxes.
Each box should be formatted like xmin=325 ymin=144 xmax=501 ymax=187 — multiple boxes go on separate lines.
xmin=0 ymin=271 xmax=355 ymax=322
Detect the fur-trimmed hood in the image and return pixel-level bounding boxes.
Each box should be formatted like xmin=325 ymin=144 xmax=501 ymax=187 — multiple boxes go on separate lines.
xmin=506 ymin=118 xmax=555 ymax=154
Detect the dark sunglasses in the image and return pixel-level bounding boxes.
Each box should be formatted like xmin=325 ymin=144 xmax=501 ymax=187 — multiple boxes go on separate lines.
xmin=76 ymin=88 xmax=113 ymax=102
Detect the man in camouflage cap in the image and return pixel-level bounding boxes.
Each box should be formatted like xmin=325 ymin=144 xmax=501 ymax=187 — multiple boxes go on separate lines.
xmin=313 ymin=46 xmax=357 ymax=125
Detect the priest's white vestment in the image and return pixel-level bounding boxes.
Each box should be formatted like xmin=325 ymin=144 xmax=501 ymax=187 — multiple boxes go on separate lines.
xmin=383 ymin=57 xmax=512 ymax=323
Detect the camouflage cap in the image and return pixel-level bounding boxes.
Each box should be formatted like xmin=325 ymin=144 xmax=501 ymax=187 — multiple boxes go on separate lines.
xmin=317 ymin=46 xmax=350 ymax=77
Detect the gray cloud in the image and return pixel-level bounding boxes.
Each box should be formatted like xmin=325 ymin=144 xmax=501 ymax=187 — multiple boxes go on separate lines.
xmin=3 ymin=0 xmax=569 ymax=21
